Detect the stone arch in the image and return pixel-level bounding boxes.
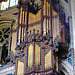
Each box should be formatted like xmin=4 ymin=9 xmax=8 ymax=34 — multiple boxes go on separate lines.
xmin=59 ymin=5 xmax=66 ymax=23
xmin=0 ymin=17 xmax=15 ymax=46
xmin=0 ymin=17 xmax=15 ymax=63
xmin=59 ymin=0 xmax=69 ymax=23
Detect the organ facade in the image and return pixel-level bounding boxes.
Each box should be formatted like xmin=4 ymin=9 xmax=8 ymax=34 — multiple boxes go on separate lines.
xmin=10 ymin=0 xmax=70 ymax=75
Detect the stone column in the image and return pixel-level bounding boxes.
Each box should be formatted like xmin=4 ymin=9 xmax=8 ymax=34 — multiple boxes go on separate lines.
xmin=69 ymin=0 xmax=75 ymax=74
xmin=68 ymin=0 xmax=74 ymax=49
xmin=8 ymin=25 xmax=12 ymax=56
xmin=0 ymin=46 xmax=2 ymax=63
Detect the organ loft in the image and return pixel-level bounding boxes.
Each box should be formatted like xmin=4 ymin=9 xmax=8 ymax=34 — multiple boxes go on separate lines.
xmin=9 ymin=0 xmax=69 ymax=75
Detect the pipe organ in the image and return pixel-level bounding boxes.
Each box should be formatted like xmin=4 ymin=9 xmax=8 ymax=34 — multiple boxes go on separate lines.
xmin=12 ymin=0 xmax=69 ymax=75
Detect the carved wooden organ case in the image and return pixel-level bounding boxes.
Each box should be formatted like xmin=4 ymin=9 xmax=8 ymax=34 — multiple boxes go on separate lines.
xmin=15 ymin=0 xmax=67 ymax=75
